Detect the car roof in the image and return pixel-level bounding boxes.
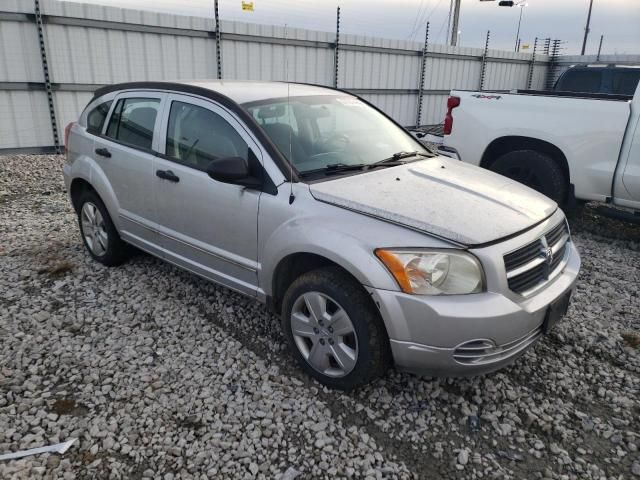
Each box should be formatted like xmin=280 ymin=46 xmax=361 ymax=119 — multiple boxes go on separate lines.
xmin=567 ymin=65 xmax=640 ymax=71
xmin=93 ymin=80 xmax=344 ymax=105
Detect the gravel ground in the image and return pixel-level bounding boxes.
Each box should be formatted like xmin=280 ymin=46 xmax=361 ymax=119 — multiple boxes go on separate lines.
xmin=1 ymin=154 xmax=639 ymax=480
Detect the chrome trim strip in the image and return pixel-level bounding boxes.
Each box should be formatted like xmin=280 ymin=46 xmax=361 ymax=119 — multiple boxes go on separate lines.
xmin=551 ymin=233 xmax=569 ymax=253
xmin=506 ymin=253 xmax=546 ymax=279
xmin=453 ymin=327 xmax=541 ymax=365
xmin=119 ymin=213 xmax=257 ymax=273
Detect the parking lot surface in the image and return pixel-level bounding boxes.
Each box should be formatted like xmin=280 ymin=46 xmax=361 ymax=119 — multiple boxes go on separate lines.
xmin=1 ymin=155 xmax=639 ymax=479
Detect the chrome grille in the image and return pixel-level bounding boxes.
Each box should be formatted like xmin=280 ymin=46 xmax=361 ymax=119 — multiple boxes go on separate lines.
xmin=504 ymin=220 xmax=570 ymax=295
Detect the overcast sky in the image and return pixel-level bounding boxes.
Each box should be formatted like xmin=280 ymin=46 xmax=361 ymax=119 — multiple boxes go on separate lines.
xmin=70 ymin=0 xmax=640 ymax=54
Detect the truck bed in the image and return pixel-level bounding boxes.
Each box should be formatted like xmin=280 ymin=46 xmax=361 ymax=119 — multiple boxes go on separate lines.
xmin=468 ymin=89 xmax=633 ymax=102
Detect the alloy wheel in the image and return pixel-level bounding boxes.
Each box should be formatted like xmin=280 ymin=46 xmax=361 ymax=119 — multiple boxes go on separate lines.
xmin=290 ymin=292 xmax=359 ymax=378
xmin=81 ymin=202 xmax=108 ymax=256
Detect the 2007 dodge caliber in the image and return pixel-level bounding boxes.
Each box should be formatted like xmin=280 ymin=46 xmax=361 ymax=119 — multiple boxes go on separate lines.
xmin=63 ymin=81 xmax=580 ymax=390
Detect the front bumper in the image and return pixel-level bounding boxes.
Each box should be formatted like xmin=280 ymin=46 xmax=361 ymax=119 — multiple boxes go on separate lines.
xmin=367 ymin=241 xmax=580 ymax=377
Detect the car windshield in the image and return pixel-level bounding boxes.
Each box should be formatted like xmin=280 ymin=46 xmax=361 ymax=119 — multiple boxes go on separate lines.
xmin=243 ymin=95 xmax=428 ymax=176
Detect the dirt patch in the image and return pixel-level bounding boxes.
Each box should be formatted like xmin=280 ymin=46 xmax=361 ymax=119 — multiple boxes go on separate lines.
xmin=50 ymin=398 xmax=90 ymax=417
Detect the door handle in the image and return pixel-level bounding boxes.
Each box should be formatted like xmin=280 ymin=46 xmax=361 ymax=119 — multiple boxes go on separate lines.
xmin=156 ymin=169 xmax=180 ymax=183
xmin=95 ymin=147 xmax=111 ymax=158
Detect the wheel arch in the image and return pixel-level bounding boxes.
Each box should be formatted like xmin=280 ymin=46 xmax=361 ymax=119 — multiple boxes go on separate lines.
xmin=480 ymin=136 xmax=571 ymax=186
xmin=69 ymin=177 xmax=97 ymax=213
xmin=269 ymin=252 xmax=370 ymax=317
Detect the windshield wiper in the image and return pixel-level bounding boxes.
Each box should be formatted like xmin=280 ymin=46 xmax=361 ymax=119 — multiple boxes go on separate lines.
xmin=322 ymin=163 xmax=368 ymax=176
xmin=370 ymin=150 xmax=435 ymax=168
xmin=298 ymin=151 xmax=436 ymax=178
xmin=298 ymin=163 xmax=367 ymax=178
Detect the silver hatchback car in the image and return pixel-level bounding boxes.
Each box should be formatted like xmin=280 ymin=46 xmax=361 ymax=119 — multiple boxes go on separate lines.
xmin=64 ymin=81 xmax=580 ymax=390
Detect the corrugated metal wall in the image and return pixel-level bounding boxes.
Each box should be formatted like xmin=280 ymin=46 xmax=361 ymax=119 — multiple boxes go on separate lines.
xmin=0 ymin=0 xmax=550 ymax=151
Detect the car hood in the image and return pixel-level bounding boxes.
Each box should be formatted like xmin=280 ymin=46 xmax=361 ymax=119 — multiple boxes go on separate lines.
xmin=308 ymin=157 xmax=557 ymax=246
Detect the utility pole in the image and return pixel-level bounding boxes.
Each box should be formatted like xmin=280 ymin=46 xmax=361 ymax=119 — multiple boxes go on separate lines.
xmin=449 ymin=0 xmax=461 ymax=46
xmin=514 ymin=3 xmax=525 ymax=51
xmin=596 ymin=34 xmax=603 ymax=61
xmin=580 ymin=0 xmax=594 ymax=55
xmin=446 ymin=0 xmax=454 ymax=46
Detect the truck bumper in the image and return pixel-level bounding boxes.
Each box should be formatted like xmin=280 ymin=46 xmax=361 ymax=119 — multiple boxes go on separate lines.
xmin=367 ymin=242 xmax=580 ymax=377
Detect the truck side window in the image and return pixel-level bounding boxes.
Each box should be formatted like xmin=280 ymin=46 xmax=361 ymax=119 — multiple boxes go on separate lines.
xmin=86 ymin=101 xmax=112 ymax=135
xmin=612 ymin=71 xmax=640 ymax=96
xmin=106 ymin=98 xmax=160 ymax=150
xmin=165 ymin=101 xmax=248 ymax=171
xmin=559 ymin=70 xmax=601 ymax=93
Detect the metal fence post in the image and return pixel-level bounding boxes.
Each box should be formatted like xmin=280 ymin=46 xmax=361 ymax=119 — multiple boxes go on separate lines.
xmin=34 ymin=0 xmax=61 ymax=154
xmin=333 ymin=6 xmax=340 ymax=88
xmin=544 ymin=39 xmax=562 ymax=90
xmin=526 ymin=37 xmax=538 ymax=90
xmin=214 ymin=0 xmax=222 ymax=79
xmin=415 ymin=22 xmax=429 ymax=128
xmin=479 ymin=30 xmax=490 ymax=91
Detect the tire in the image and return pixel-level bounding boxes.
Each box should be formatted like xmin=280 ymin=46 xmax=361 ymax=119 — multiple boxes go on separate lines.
xmin=281 ymin=267 xmax=391 ymax=390
xmin=77 ymin=190 xmax=130 ymax=266
xmin=489 ymin=150 xmax=567 ymax=205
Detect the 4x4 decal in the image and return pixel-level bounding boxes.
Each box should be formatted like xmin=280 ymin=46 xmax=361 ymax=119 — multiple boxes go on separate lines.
xmin=471 ymin=94 xmax=502 ymax=100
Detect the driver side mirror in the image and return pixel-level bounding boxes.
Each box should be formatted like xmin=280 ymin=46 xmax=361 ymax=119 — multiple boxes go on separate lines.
xmin=206 ymin=156 xmax=262 ymax=190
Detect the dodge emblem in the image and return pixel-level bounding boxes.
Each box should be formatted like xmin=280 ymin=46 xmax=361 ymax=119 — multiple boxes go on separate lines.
xmin=540 ymin=238 xmax=553 ymax=279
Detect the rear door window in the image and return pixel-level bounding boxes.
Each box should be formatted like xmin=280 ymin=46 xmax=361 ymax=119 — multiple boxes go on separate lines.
xmin=105 ymin=97 xmax=160 ymax=150
xmin=86 ymin=101 xmax=112 ymax=135
xmin=557 ymin=70 xmax=602 ymax=93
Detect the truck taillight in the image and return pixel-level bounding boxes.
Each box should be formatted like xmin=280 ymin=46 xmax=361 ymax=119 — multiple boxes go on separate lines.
xmin=443 ymin=96 xmax=460 ymax=135
xmin=64 ymin=122 xmax=75 ymax=153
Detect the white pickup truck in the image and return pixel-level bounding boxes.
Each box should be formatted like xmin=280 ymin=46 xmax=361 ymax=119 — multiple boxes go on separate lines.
xmin=442 ymin=83 xmax=640 ymax=215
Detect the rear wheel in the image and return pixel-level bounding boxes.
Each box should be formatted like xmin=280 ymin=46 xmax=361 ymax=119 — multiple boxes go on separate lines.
xmin=281 ymin=267 xmax=390 ymax=390
xmin=489 ymin=149 xmax=567 ymax=205
xmin=77 ymin=190 xmax=130 ymax=266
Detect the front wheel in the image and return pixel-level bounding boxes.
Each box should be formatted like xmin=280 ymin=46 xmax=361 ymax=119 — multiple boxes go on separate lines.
xmin=489 ymin=150 xmax=567 ymax=206
xmin=281 ymin=267 xmax=390 ymax=390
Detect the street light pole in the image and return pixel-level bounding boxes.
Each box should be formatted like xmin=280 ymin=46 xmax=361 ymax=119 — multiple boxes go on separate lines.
xmin=450 ymin=0 xmax=461 ymax=46
xmin=446 ymin=0 xmax=454 ymax=46
xmin=581 ymin=0 xmax=594 ymax=55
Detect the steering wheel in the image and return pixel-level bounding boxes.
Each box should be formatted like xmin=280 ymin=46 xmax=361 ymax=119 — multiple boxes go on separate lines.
xmin=319 ymin=133 xmax=350 ymax=152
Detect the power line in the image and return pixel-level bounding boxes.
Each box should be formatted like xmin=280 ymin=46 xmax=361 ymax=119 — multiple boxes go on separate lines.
xmin=406 ymin=0 xmax=427 ymax=40
xmin=408 ymin=0 xmax=446 ymax=42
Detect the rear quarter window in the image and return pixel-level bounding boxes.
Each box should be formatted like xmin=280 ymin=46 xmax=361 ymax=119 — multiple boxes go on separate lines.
xmin=86 ymin=101 xmax=112 ymax=135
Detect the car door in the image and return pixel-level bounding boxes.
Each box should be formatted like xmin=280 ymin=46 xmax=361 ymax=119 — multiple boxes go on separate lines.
xmin=621 ymin=116 xmax=640 ymax=201
xmin=153 ymin=94 xmax=261 ymax=296
xmin=94 ymin=92 xmax=166 ymax=256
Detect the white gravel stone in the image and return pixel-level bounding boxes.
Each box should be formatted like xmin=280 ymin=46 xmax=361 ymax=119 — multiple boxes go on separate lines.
xmin=0 ymin=155 xmax=638 ymax=480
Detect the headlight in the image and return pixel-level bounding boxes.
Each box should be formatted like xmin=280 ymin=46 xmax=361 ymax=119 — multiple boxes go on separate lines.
xmin=375 ymin=249 xmax=484 ymax=295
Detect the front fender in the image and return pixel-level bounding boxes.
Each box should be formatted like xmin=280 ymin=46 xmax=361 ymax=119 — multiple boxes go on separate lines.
xmin=260 ymin=217 xmax=399 ymax=295
xmin=257 ymin=187 xmax=455 ymax=296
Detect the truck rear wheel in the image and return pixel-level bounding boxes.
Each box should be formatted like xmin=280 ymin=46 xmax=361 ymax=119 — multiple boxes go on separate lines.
xmin=489 ymin=150 xmax=567 ymax=205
